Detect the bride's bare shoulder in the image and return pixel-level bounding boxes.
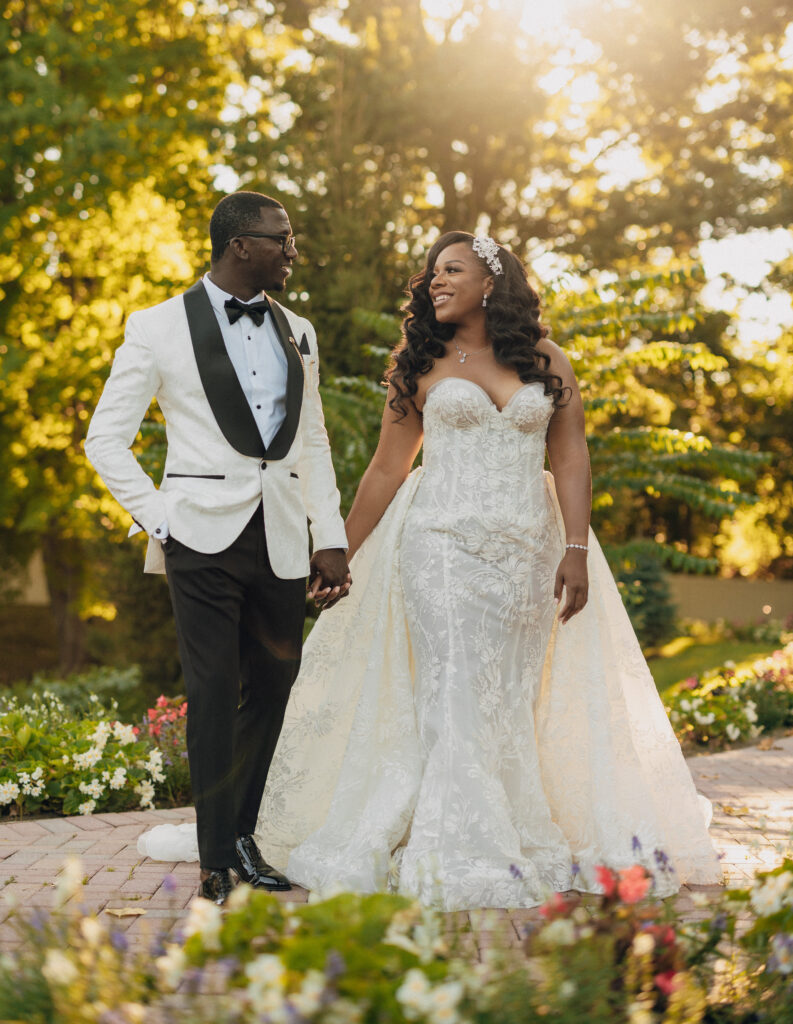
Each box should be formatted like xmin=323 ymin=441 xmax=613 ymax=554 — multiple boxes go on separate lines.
xmin=535 ymin=337 xmax=574 ymax=379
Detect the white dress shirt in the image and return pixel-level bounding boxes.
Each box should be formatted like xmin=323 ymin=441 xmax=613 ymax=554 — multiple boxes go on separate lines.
xmin=202 ymin=272 xmax=289 ymax=447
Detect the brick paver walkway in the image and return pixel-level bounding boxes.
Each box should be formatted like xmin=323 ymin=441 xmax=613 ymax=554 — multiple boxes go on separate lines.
xmin=0 ymin=737 xmax=790 ymax=953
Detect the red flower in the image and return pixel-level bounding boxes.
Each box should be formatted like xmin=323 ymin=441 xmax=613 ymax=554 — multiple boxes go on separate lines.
xmin=539 ymin=892 xmax=567 ymax=919
xmin=595 ymin=865 xmax=617 ymax=897
xmin=654 ymin=971 xmax=679 ymax=996
xmin=617 ymin=865 xmax=650 ymax=904
xmin=156 ymin=695 xmax=169 ymax=708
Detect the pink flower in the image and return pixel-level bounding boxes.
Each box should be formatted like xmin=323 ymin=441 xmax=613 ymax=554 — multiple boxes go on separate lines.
xmin=618 ymin=865 xmax=651 ymax=904
xmin=595 ymin=865 xmax=617 ymax=898
xmin=684 ymin=676 xmax=698 ymax=689
xmin=654 ymin=971 xmax=679 ymax=996
xmin=156 ymin=695 xmax=169 ymax=708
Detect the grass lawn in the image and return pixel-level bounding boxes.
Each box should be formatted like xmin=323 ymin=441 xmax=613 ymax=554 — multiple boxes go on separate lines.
xmin=647 ymin=639 xmax=781 ymax=699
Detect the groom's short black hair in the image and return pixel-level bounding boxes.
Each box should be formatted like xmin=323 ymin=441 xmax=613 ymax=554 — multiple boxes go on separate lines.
xmin=209 ymin=191 xmax=284 ymax=261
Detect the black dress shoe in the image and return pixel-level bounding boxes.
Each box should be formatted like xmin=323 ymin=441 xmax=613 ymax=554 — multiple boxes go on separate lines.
xmin=234 ymin=834 xmax=292 ymax=891
xmin=198 ymin=867 xmax=234 ymax=905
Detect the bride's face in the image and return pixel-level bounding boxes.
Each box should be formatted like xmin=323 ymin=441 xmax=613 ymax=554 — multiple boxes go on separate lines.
xmin=428 ymin=243 xmax=492 ymax=324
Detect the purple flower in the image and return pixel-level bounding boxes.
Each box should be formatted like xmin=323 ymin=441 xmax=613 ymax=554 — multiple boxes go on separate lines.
xmin=509 ymin=864 xmax=524 ymax=880
xmin=110 ymin=930 xmax=129 ymax=952
xmin=632 ymin=835 xmax=643 ymax=854
xmin=325 ymin=951 xmax=346 ymax=980
xmin=654 ymin=848 xmax=671 ymax=872
xmin=162 ymin=873 xmax=177 ymax=893
xmin=571 ymin=862 xmax=581 ymax=878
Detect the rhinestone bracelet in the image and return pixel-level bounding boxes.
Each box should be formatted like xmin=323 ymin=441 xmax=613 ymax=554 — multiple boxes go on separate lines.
xmin=566 ymin=543 xmax=588 ymax=551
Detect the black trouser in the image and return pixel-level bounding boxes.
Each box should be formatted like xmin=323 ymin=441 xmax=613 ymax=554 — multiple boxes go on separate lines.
xmin=164 ymin=505 xmax=306 ymax=869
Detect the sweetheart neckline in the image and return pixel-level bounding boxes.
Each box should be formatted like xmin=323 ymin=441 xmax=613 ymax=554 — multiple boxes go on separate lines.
xmin=423 ymin=377 xmax=542 ymax=414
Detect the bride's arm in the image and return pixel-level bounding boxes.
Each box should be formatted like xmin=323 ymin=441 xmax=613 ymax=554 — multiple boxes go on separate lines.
xmin=344 ymin=383 xmax=424 ymax=560
xmin=543 ymin=341 xmax=592 ymax=623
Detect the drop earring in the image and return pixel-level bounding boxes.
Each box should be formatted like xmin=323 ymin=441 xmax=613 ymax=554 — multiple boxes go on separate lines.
xmin=482 ymin=295 xmax=488 ymax=307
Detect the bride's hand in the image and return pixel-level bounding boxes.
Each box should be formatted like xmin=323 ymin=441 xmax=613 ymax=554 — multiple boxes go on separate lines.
xmin=554 ymin=550 xmax=588 ymax=624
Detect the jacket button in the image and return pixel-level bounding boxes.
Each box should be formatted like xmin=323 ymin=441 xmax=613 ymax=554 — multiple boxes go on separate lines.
xmin=260 ymin=460 xmax=267 ymax=470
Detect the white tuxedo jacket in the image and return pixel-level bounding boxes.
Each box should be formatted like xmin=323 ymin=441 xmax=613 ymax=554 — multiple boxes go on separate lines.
xmin=85 ymin=280 xmax=347 ymax=578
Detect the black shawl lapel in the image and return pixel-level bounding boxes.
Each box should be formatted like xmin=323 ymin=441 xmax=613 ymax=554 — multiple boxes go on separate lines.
xmin=264 ymin=299 xmax=304 ymax=460
xmin=183 ymin=280 xmax=266 ymax=458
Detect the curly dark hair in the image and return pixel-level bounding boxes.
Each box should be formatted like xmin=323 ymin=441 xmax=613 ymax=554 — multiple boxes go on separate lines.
xmin=387 ymin=231 xmax=568 ymax=418
xmin=209 ymin=191 xmax=284 ymax=261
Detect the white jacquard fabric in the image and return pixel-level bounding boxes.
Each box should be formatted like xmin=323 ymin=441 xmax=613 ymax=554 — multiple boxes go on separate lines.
xmin=138 ymin=378 xmax=722 ymax=907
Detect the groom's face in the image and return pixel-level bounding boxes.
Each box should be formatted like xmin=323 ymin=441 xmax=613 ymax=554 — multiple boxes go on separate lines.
xmin=245 ymin=206 xmax=298 ymax=293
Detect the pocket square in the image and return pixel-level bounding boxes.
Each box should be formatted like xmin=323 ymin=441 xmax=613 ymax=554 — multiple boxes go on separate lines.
xmin=298 ymin=333 xmax=311 ymax=356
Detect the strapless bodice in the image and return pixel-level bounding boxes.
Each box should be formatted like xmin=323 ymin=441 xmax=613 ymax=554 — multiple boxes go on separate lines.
xmin=414 ymin=378 xmax=554 ymax=531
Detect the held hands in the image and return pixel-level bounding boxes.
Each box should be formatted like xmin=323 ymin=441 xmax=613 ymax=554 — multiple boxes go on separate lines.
xmin=308 ymin=548 xmax=352 ymax=610
xmin=554 ymin=548 xmax=589 ymax=624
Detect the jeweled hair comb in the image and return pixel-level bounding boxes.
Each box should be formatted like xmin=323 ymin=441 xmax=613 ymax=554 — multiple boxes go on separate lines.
xmin=472 ymin=236 xmax=503 ymax=276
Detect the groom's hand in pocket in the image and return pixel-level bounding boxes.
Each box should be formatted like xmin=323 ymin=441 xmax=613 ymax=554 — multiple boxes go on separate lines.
xmin=309 ymin=549 xmax=352 ymax=610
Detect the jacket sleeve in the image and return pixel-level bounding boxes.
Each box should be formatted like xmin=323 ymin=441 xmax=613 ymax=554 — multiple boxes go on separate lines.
xmin=84 ymin=314 xmax=168 ymax=535
xmin=295 ymin=321 xmax=348 ymax=552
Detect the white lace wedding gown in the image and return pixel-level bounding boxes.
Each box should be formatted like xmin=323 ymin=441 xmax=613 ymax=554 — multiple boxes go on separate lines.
xmin=139 ymin=379 xmax=722 ymax=909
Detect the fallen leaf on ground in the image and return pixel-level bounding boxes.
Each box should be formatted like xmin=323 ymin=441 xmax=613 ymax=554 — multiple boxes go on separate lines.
xmin=720 ymin=805 xmax=750 ymax=816
xmin=757 ymin=738 xmax=781 ymax=751
xmin=104 ymin=907 xmax=146 ymax=918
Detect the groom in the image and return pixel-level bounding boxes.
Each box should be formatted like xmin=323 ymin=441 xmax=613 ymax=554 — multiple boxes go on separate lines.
xmin=85 ymin=191 xmax=350 ymax=904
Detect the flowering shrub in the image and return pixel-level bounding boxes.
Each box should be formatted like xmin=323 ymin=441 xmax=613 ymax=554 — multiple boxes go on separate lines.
xmin=666 ymin=643 xmax=793 ymax=748
xmin=143 ymin=694 xmax=191 ymax=805
xmin=2 ymin=854 xmax=793 ymax=1023
xmin=680 ymin=615 xmax=793 ymax=648
xmin=0 ymin=690 xmax=166 ymax=817
xmin=725 ymin=857 xmax=793 ymax=1014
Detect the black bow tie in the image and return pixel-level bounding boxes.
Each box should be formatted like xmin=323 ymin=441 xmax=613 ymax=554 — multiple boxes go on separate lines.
xmin=224 ymin=296 xmax=271 ymax=327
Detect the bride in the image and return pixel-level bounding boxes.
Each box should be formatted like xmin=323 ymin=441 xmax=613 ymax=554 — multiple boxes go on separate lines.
xmin=140 ymin=232 xmax=722 ymax=911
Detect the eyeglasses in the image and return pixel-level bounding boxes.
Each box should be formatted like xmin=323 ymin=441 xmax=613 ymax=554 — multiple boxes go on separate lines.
xmin=225 ymin=233 xmax=297 ymax=254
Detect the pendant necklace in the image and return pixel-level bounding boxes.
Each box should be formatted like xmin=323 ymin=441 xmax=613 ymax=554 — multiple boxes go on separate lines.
xmin=452 ymin=339 xmax=490 ymax=364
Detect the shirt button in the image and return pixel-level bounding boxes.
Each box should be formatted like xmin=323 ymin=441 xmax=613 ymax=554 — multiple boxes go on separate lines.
xmin=252 ymin=370 xmax=256 ymax=375
xmin=260 ymin=460 xmax=267 ymax=470
xmin=256 ymin=404 xmax=261 ymax=409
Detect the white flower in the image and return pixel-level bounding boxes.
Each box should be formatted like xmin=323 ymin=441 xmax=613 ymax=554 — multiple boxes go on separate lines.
xmin=558 ymin=980 xmax=577 ymax=999
xmin=80 ymin=916 xmax=104 ymax=947
xmin=693 ymin=711 xmax=716 ymax=726
xmin=109 ymin=767 xmax=127 ymax=790
xmin=726 ymin=723 xmax=741 ymax=742
xmin=750 ymin=872 xmax=793 ymax=916
xmin=245 ymin=954 xmax=288 ymax=1018
xmin=396 ymin=968 xmax=432 ymax=1019
xmin=245 ymin=953 xmax=286 ymax=989
xmin=679 ymin=699 xmax=692 ymax=713
xmin=0 ymin=781 xmax=20 ymax=805
xmin=90 ymin=721 xmax=112 ymax=749
xmin=183 ymin=896 xmax=223 ymax=950
xmin=41 ymin=949 xmax=79 ymax=987
xmin=72 ymin=747 xmax=102 ymax=770
xmin=156 ymin=944 xmax=187 ymax=989
xmin=427 ymin=980 xmax=464 ymax=1024
xmin=290 ymin=969 xmax=326 ymax=1017
xmin=540 ymin=917 xmax=576 ymax=946
xmin=691 ymin=697 xmax=703 ymax=709
xmin=744 ymin=701 xmax=758 ymax=724
xmin=55 ymin=856 xmax=83 ymax=906
xmin=78 ymin=799 xmax=96 ymax=815
xmin=323 ymin=998 xmax=364 ymax=1024
xmin=112 ymin=722 xmax=138 ymax=746
xmin=78 ymin=779 xmax=105 ymax=799
xmin=632 ymin=932 xmax=655 ymax=956
xmin=226 ymin=883 xmax=252 ymax=911
xmin=134 ymin=780 xmax=155 ymax=810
